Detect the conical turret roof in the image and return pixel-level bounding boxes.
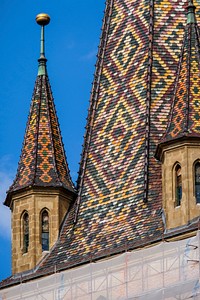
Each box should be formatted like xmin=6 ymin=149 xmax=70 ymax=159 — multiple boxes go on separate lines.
xmin=2 ymin=0 xmax=200 ymax=288
xmin=156 ymin=0 xmax=200 ymax=158
xmin=5 ymin=14 xmax=75 ymax=206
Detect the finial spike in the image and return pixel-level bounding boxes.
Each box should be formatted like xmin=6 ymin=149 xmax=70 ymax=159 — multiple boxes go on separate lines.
xmin=187 ymin=0 xmax=196 ymax=24
xmin=36 ymin=13 xmax=51 ymax=76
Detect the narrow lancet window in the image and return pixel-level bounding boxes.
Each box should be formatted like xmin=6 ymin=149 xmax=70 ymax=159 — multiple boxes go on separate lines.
xmin=175 ymin=164 xmax=182 ymax=206
xmin=195 ymin=162 xmax=200 ymax=204
xmin=23 ymin=212 xmax=29 ymax=253
xmin=41 ymin=210 xmax=49 ymax=251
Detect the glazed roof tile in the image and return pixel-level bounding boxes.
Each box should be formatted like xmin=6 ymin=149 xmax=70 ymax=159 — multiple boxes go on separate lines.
xmin=156 ymin=0 xmax=200 ymax=151
xmin=1 ymin=0 xmax=200 ymax=289
xmin=5 ymin=72 xmax=75 ymax=206
xmin=37 ymin=0 xmax=189 ymax=271
xmin=5 ymin=15 xmax=75 ymax=205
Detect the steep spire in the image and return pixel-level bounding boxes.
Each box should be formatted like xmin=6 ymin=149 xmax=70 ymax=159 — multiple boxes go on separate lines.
xmin=5 ymin=13 xmax=75 ymax=206
xmin=155 ymin=1 xmax=200 ymax=159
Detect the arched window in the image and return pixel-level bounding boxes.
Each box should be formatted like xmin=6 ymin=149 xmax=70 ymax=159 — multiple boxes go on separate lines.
xmin=175 ymin=164 xmax=182 ymax=206
xmin=23 ymin=212 xmax=29 ymax=253
xmin=195 ymin=162 xmax=200 ymax=204
xmin=41 ymin=210 xmax=49 ymax=251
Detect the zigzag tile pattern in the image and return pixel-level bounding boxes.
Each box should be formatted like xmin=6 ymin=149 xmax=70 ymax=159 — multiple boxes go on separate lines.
xmin=3 ymin=0 xmax=200 ymax=289
xmin=7 ymin=75 xmax=74 ymax=195
xmin=190 ymin=39 xmax=200 ymax=132
xmin=78 ymin=0 xmax=157 ymax=248
xmin=160 ymin=15 xmax=200 ymax=142
xmin=149 ymin=0 xmax=187 ymax=201
xmin=10 ymin=0 xmax=200 ymax=275
xmin=40 ymin=0 xmax=165 ymax=270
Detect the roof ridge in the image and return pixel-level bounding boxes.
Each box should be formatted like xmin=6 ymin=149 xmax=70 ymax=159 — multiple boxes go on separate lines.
xmin=32 ymin=76 xmax=43 ymax=186
xmin=143 ymin=0 xmax=154 ymax=203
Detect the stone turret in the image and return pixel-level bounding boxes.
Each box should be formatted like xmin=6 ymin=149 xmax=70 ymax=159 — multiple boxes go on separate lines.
xmin=155 ymin=1 xmax=200 ymax=229
xmin=4 ymin=13 xmax=76 ymax=274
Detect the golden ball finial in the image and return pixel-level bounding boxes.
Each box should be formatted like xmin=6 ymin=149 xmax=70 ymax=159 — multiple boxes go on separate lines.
xmin=36 ymin=13 xmax=50 ymax=26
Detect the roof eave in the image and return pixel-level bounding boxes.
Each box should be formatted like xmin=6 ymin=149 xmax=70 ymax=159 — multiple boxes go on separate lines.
xmin=4 ymin=184 xmax=77 ymax=209
xmin=155 ymin=134 xmax=200 ymax=161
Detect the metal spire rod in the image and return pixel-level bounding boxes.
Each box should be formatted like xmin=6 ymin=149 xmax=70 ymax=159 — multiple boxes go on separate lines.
xmin=40 ymin=25 xmax=45 ymax=59
xmin=36 ymin=13 xmax=50 ymax=75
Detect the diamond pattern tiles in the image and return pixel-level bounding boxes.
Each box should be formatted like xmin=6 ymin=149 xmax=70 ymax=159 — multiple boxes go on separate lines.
xmin=15 ymin=0 xmax=200 ymax=275
xmin=7 ymin=75 xmax=75 ymax=198
xmin=157 ymin=2 xmax=200 ymax=143
xmin=149 ymin=0 xmax=187 ymax=198
xmin=79 ymin=0 xmax=150 ymax=241
xmin=39 ymin=0 xmax=165 ymax=272
xmin=82 ymin=0 xmax=149 ymax=199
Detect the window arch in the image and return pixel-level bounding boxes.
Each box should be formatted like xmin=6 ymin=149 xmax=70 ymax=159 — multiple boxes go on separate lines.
xmin=22 ymin=211 xmax=29 ymax=253
xmin=41 ymin=209 xmax=49 ymax=251
xmin=175 ymin=164 xmax=182 ymax=207
xmin=195 ymin=161 xmax=200 ymax=204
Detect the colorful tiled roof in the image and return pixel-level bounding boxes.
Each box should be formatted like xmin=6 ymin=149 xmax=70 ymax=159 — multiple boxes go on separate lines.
xmin=156 ymin=0 xmax=200 ymax=156
xmin=37 ymin=0 xmax=191 ymax=271
xmin=2 ymin=0 xmax=200 ymax=288
xmin=5 ymin=19 xmax=75 ymax=207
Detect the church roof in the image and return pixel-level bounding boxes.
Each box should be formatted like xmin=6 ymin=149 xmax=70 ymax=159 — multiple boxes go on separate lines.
xmin=5 ymin=15 xmax=75 ymax=207
xmin=36 ymin=0 xmax=197 ymax=272
xmin=1 ymin=0 xmax=200 ymax=289
xmin=156 ymin=0 xmax=200 ymax=158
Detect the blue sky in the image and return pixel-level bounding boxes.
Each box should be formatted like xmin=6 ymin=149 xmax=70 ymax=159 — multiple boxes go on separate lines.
xmin=0 ymin=0 xmax=105 ymax=281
